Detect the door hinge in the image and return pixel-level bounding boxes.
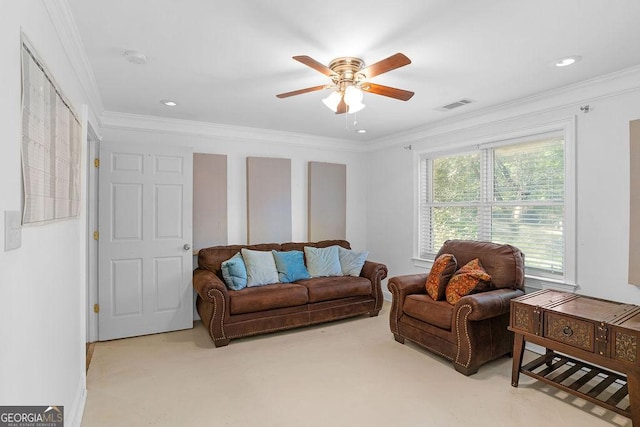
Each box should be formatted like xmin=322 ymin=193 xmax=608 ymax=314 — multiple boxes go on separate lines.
xmin=93 ymin=303 xmax=99 ymax=314
xmin=94 ymin=158 xmax=100 ymax=168
xmin=93 ymin=230 xmax=99 ymax=240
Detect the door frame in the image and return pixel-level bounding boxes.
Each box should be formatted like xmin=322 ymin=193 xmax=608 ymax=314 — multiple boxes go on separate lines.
xmin=86 ymin=124 xmax=100 ymax=343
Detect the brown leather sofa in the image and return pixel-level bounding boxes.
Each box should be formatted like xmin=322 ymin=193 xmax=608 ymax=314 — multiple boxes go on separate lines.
xmin=193 ymin=240 xmax=388 ymax=347
xmin=388 ymin=240 xmax=525 ymax=375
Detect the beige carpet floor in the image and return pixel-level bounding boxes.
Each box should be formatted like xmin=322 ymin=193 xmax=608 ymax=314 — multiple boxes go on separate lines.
xmin=82 ymin=302 xmax=631 ymax=426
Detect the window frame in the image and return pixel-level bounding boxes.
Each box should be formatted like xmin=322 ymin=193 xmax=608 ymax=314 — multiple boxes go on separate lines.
xmin=413 ymin=118 xmax=577 ymax=290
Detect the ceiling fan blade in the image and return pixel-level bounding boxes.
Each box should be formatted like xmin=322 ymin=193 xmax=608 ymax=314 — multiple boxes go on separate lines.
xmin=336 ymin=95 xmax=347 ymax=114
xmin=276 ymin=85 xmax=329 ymax=98
xmin=362 ymin=82 xmax=414 ymax=101
xmin=359 ymin=53 xmax=411 ymax=79
xmin=293 ymin=55 xmax=335 ymax=77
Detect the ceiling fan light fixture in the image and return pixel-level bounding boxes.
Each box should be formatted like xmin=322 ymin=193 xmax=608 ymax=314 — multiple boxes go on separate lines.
xmin=344 ymin=85 xmax=364 ymax=105
xmin=322 ymin=91 xmax=341 ymax=112
xmin=347 ymin=101 xmax=365 ymax=114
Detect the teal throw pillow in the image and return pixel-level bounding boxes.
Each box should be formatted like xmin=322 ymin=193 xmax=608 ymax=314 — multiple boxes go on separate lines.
xmin=272 ymin=250 xmax=310 ymax=283
xmin=304 ymin=246 xmax=342 ymax=277
xmin=241 ymin=248 xmax=279 ymax=287
xmin=221 ymin=252 xmax=247 ymax=290
xmin=338 ymin=246 xmax=369 ymax=277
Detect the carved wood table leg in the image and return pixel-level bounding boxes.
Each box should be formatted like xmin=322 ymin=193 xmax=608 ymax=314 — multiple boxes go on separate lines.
xmin=511 ymin=333 xmax=525 ymax=387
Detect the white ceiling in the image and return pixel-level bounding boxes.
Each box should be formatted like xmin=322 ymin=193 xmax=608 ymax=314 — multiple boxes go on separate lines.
xmin=68 ymin=0 xmax=640 ymax=142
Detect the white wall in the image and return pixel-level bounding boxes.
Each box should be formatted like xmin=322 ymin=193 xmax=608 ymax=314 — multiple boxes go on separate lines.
xmin=99 ymin=124 xmax=370 ymax=252
xmin=0 ymin=2 xmax=93 ymax=425
xmin=368 ymin=69 xmax=640 ymax=304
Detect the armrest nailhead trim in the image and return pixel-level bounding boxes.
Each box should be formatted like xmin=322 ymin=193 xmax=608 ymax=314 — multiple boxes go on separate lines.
xmin=208 ymin=288 xmax=226 ymax=341
xmin=454 ymin=304 xmax=473 ymax=368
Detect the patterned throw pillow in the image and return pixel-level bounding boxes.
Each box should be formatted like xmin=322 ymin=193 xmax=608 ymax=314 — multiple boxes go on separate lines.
xmin=445 ymin=258 xmax=492 ymax=305
xmin=425 ymin=253 xmax=457 ymax=300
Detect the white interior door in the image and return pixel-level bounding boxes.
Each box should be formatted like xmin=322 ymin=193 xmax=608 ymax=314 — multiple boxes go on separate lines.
xmin=98 ymin=141 xmax=193 ymax=340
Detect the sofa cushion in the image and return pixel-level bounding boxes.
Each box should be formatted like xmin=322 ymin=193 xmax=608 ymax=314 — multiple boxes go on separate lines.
xmin=425 ymin=253 xmax=457 ymax=301
xmin=220 ymin=252 xmax=248 ymax=290
xmin=304 ymin=246 xmax=343 ymax=277
xmin=298 ymin=276 xmax=372 ymax=303
xmin=241 ymin=248 xmax=279 ymax=287
xmin=338 ymin=246 xmax=368 ymax=276
xmin=229 ymin=283 xmax=309 ymax=315
xmin=403 ymin=294 xmax=454 ymax=331
xmin=445 ymin=258 xmax=492 ymax=305
xmin=272 ymin=250 xmax=310 ymax=283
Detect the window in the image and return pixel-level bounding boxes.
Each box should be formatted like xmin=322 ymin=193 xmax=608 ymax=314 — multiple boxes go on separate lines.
xmin=419 ymin=130 xmax=573 ymax=282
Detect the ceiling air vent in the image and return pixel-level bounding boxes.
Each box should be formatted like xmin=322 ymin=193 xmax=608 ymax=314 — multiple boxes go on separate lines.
xmin=436 ymin=98 xmax=474 ymax=111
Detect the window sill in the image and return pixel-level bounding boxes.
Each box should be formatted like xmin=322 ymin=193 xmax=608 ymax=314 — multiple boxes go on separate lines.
xmin=411 ymin=257 xmax=578 ymax=293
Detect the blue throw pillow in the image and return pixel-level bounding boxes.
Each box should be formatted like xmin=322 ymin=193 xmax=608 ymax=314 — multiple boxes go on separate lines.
xmin=221 ymin=252 xmax=248 ymax=290
xmin=272 ymin=250 xmax=310 ymax=283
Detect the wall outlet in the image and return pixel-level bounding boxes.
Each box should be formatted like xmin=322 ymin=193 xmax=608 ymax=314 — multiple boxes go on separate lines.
xmin=4 ymin=210 xmax=22 ymax=251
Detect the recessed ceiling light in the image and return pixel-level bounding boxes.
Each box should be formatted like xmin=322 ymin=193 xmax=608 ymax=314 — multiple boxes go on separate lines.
xmin=554 ymin=55 xmax=582 ymax=67
xmin=356 ymin=129 xmax=367 ymax=134
xmin=161 ymin=100 xmax=177 ymax=107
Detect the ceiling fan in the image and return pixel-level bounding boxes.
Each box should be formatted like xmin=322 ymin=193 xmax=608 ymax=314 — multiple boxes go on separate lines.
xmin=276 ymin=53 xmax=414 ymax=114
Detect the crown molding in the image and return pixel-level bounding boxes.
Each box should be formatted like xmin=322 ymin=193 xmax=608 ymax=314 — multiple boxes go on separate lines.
xmin=369 ymin=64 xmax=640 ymax=151
xmin=101 ymin=111 xmax=369 ymax=152
xmin=43 ymin=0 xmax=104 ymax=128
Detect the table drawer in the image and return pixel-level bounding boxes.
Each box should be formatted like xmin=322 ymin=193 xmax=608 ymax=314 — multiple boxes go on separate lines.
xmin=511 ymin=302 xmax=538 ymax=334
xmin=544 ymin=312 xmax=595 ymax=352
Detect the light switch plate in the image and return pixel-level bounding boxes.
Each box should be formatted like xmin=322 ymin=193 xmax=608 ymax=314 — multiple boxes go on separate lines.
xmin=5 ymin=210 xmax=22 ymax=251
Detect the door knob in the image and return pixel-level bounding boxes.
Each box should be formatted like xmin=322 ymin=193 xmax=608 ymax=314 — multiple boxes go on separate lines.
xmin=183 ymin=243 xmax=191 ymax=251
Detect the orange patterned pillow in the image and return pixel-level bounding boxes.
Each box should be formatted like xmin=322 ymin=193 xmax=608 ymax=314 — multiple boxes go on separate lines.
xmin=445 ymin=258 xmax=492 ymax=305
xmin=425 ymin=253 xmax=457 ymax=300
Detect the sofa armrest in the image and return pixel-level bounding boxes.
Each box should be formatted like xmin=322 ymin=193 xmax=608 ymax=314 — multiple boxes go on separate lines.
xmin=360 ymin=260 xmax=388 ymax=282
xmin=455 ymin=288 xmax=525 ymax=322
xmin=360 ymin=260 xmax=388 ymax=313
xmin=193 ymin=268 xmax=229 ymax=303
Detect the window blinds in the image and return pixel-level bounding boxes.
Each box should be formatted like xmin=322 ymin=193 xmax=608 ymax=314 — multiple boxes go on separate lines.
xmin=21 ymin=39 xmax=82 ymax=225
xmin=420 ymin=136 xmax=565 ymax=279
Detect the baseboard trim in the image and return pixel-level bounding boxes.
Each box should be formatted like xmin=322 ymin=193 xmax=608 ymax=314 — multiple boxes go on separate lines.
xmin=66 ymin=376 xmax=87 ymax=427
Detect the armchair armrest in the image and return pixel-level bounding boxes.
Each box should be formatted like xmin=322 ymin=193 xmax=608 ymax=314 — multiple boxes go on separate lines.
xmin=387 ymin=274 xmax=427 ymax=337
xmin=455 ymin=288 xmax=525 ymax=322
xmin=453 ymin=288 xmax=524 ymax=375
xmin=387 ymin=274 xmax=428 ymax=299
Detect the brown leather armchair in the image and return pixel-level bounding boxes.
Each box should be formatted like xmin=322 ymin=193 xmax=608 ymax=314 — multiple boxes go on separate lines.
xmin=388 ymin=240 xmax=525 ymax=375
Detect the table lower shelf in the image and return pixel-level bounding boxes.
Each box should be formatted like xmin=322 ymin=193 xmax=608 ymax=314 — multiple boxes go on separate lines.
xmin=521 ymin=351 xmax=631 ymax=419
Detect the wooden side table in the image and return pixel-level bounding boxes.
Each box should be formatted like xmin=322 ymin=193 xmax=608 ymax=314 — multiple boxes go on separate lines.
xmin=509 ymin=289 xmax=640 ymax=425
